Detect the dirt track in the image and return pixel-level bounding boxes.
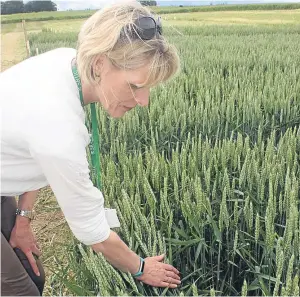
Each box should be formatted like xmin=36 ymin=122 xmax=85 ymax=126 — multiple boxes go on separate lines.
xmin=1 ymin=29 xmax=27 ymax=72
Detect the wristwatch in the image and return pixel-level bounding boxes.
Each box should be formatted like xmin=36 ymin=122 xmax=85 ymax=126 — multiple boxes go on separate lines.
xmin=132 ymin=257 xmax=145 ymax=278
xmin=16 ymin=209 xmax=35 ymax=221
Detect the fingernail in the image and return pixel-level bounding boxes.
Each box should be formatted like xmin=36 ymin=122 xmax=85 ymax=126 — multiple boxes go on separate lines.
xmin=37 ymin=272 xmax=40 ymax=276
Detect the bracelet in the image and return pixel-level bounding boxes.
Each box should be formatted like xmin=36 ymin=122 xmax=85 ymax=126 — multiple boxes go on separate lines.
xmin=132 ymin=257 xmax=145 ymax=278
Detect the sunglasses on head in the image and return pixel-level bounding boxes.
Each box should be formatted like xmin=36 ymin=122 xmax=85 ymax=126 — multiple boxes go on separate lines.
xmin=132 ymin=16 xmax=162 ymax=40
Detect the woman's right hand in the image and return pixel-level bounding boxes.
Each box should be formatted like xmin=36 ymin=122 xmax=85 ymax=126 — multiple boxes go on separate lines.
xmin=136 ymin=254 xmax=181 ymax=288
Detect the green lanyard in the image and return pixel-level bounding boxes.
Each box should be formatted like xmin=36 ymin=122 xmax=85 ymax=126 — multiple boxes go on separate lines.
xmin=71 ymin=63 xmax=102 ymax=190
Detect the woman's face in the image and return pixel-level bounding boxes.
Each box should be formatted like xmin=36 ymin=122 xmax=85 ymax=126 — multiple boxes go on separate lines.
xmin=95 ymin=56 xmax=151 ymax=118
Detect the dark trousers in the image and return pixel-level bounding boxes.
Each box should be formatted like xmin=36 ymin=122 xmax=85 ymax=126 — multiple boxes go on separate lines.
xmin=1 ymin=196 xmax=45 ymax=296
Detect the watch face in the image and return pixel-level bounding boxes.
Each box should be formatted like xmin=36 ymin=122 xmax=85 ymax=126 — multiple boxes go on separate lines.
xmin=16 ymin=209 xmax=34 ymax=220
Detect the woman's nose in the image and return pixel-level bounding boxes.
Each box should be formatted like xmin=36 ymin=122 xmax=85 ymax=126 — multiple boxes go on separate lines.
xmin=135 ymin=88 xmax=150 ymax=107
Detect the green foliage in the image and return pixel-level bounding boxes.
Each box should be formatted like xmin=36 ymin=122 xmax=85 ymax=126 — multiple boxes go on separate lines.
xmin=1 ymin=0 xmax=24 ymax=15
xmin=0 ymin=0 xmax=56 ymax=15
xmin=139 ymin=0 xmax=157 ymax=6
xmin=24 ymin=1 xmax=57 ymax=13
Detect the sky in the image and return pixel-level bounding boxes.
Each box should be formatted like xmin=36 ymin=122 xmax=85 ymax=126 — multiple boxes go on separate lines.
xmin=52 ymin=0 xmax=300 ymax=11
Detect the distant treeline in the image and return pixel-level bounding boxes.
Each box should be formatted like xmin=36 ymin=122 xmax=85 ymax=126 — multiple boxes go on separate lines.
xmin=0 ymin=0 xmax=156 ymax=15
xmin=2 ymin=2 xmax=300 ymax=24
xmin=140 ymin=1 xmax=157 ymax=5
xmin=1 ymin=1 xmax=57 ymax=15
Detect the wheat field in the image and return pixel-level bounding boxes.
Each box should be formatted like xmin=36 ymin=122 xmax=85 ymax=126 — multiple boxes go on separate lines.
xmin=4 ymin=7 xmax=300 ymax=296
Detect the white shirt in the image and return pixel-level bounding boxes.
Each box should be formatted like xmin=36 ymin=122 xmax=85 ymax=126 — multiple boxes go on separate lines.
xmin=0 ymin=48 xmax=110 ymax=245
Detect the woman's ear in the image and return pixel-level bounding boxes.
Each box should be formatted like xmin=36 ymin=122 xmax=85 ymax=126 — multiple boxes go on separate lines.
xmin=93 ymin=55 xmax=104 ymax=78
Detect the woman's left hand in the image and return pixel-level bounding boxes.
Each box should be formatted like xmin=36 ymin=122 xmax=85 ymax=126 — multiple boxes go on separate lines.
xmin=136 ymin=254 xmax=181 ymax=288
xmin=9 ymin=217 xmax=41 ymax=276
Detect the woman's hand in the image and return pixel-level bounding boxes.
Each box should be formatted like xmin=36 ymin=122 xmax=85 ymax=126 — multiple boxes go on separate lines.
xmin=9 ymin=217 xmax=41 ymax=276
xmin=91 ymin=231 xmax=181 ymax=288
xmin=137 ymin=254 xmax=181 ymax=288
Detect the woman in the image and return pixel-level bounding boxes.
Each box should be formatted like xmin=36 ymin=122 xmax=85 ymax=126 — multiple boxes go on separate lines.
xmin=0 ymin=1 xmax=181 ymax=296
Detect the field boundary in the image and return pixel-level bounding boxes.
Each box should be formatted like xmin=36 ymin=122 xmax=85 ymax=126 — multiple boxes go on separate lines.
xmin=2 ymin=3 xmax=300 ymax=24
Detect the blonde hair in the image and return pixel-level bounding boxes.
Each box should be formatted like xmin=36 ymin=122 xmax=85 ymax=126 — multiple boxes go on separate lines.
xmin=76 ymin=1 xmax=180 ymax=88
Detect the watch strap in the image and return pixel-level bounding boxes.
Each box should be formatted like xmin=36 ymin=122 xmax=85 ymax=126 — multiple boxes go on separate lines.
xmin=132 ymin=257 xmax=145 ymax=278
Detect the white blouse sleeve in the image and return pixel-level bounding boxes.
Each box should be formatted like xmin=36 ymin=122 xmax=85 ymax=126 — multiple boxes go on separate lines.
xmin=28 ymin=115 xmax=111 ymax=246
